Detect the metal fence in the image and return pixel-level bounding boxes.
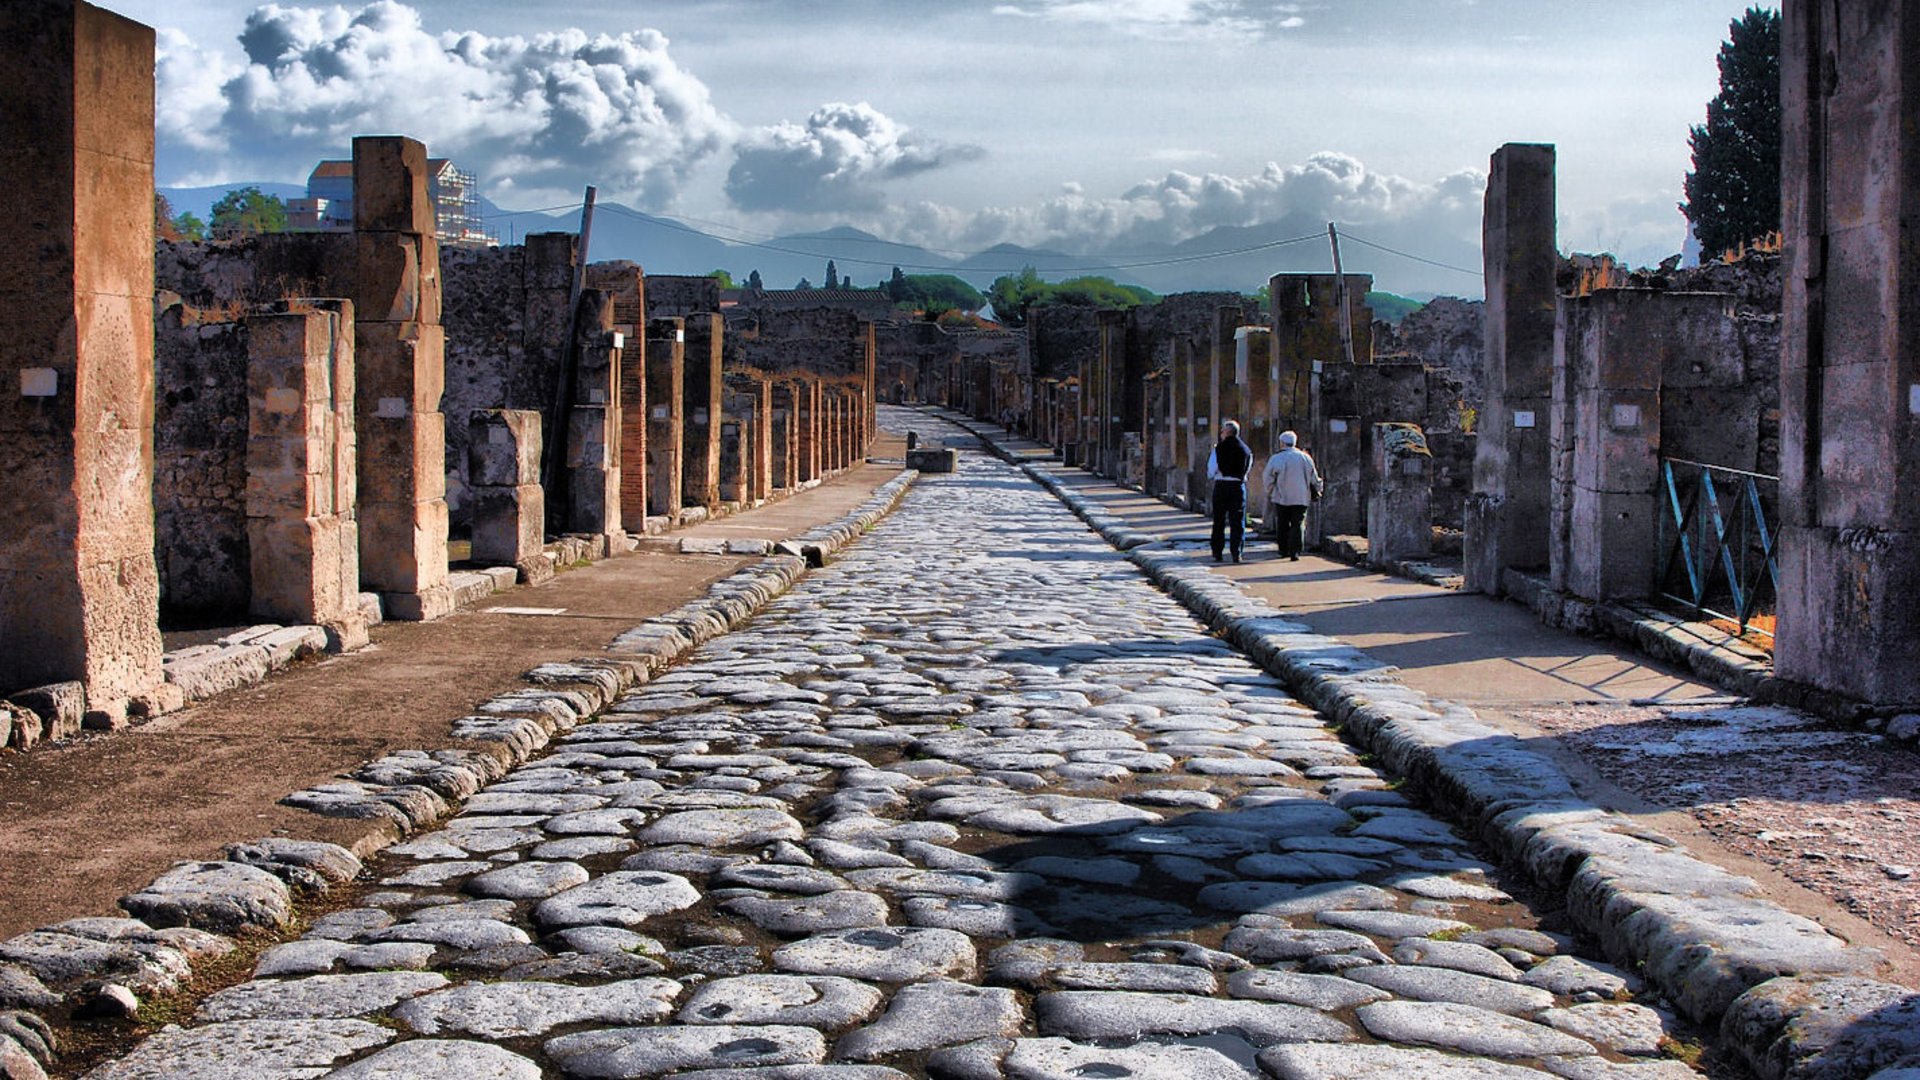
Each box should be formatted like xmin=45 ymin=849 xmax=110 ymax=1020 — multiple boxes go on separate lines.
xmin=1657 ymin=457 xmax=1780 ymax=637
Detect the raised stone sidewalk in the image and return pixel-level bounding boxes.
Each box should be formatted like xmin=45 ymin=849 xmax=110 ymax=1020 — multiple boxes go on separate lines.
xmin=939 ymin=408 xmax=1920 ymax=1079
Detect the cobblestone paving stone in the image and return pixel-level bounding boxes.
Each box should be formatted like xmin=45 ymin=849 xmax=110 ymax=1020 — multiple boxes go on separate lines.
xmin=86 ymin=423 xmax=1707 ymax=1080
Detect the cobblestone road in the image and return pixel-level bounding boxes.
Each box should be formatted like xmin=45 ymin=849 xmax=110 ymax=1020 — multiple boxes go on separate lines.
xmin=90 ymin=419 xmax=1704 ymax=1079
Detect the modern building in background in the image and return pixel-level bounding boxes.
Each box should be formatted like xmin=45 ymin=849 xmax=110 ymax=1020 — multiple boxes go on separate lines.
xmin=287 ymin=157 xmax=496 ymax=245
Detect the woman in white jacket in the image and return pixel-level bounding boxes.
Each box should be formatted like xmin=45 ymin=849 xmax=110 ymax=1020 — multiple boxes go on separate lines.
xmin=1261 ymin=430 xmax=1323 ymax=560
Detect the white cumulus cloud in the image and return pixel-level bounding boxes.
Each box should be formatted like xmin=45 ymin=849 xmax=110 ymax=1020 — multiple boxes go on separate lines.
xmin=156 ymin=1 xmax=733 ymax=207
xmin=726 ymin=102 xmax=986 ymax=214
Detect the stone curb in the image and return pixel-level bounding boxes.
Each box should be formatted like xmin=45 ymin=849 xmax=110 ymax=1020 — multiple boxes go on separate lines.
xmin=1001 ymin=452 xmax=1918 ymax=1079
xmin=0 ymin=468 xmax=919 ymax=1055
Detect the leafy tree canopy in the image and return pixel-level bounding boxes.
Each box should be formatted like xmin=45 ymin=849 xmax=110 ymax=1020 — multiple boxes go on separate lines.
xmin=985 ymin=267 xmax=1159 ymax=325
xmin=707 ymin=269 xmax=736 ymax=288
xmin=1681 ymin=6 xmax=1781 ymax=257
xmin=209 ymin=186 xmax=289 ymax=239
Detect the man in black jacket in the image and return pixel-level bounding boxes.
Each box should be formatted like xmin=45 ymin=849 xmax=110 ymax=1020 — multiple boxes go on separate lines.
xmin=1206 ymin=420 xmax=1253 ymax=563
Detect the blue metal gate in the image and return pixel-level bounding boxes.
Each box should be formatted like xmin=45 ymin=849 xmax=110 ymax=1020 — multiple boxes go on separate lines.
xmin=1657 ymin=458 xmax=1780 ymax=637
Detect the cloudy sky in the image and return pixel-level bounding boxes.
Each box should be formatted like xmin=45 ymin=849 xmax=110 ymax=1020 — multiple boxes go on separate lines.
xmin=102 ymin=0 xmax=1770 ymax=296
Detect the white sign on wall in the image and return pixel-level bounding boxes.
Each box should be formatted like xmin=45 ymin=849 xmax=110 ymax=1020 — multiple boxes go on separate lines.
xmin=1513 ymin=410 xmax=1537 ymax=429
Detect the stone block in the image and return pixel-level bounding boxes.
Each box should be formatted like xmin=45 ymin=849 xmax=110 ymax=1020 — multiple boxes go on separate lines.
xmin=359 ymin=412 xmax=447 ymax=504
xmin=471 ymin=484 xmax=545 ymax=567
xmin=248 ymin=515 xmax=353 ymax=628
xmin=355 ymin=322 xmax=445 ymax=413
xmin=381 ymin=585 xmax=457 ymax=623
xmin=1564 ymin=487 xmax=1657 ymax=602
xmin=907 ymin=447 xmax=958 ymax=473
xmin=469 ymin=410 xmax=542 ymax=487
xmin=162 ymin=643 xmax=272 ymax=701
xmin=351 ymin=231 xmax=426 ymax=323
xmin=358 ymin=497 xmax=450 ymax=597
xmin=8 ymin=682 xmax=85 ymax=742
xmin=351 ymin=136 xmax=434 ymax=235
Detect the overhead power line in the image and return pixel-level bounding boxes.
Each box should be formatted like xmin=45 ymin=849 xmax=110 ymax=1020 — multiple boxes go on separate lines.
xmin=1336 ymin=229 xmax=1484 ymax=277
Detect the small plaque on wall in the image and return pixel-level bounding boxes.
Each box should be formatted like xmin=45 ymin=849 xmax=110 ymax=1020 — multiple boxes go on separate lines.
xmin=1513 ymin=410 xmax=1537 ymax=429
xmin=1329 ymin=418 xmax=1349 ymax=434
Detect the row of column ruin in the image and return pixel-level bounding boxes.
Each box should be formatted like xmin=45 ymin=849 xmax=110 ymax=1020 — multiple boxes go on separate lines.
xmin=0 ymin=2 xmax=877 ymax=738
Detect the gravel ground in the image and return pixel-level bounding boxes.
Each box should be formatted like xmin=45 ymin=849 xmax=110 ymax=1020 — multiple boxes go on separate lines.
xmin=1519 ymin=702 xmax=1920 ymax=951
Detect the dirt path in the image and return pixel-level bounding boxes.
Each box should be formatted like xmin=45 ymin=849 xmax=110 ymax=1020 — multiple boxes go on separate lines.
xmin=0 ymin=451 xmax=904 ymax=939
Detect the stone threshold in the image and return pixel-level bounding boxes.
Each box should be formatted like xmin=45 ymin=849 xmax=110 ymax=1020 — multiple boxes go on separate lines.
xmin=0 ymin=468 xmax=922 ymax=1065
xmin=943 ymin=407 xmax=1920 ymax=1080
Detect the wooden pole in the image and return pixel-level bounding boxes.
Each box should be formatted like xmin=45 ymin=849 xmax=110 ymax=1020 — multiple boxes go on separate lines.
xmin=1328 ymin=222 xmax=1358 ymax=368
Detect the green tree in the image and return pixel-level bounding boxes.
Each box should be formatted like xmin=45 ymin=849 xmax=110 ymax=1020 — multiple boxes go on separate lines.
xmin=209 ymin=185 xmax=289 ymax=239
xmin=707 ymin=269 xmax=736 ymax=288
xmin=1681 ymin=6 xmax=1781 ymax=257
xmin=748 ymin=269 xmax=764 ymax=290
xmin=985 ymin=266 xmax=1047 ymax=326
xmin=825 ymin=260 xmax=840 ymax=290
xmin=174 ymin=212 xmax=207 ymax=241
xmin=887 ymin=266 xmax=908 ymax=302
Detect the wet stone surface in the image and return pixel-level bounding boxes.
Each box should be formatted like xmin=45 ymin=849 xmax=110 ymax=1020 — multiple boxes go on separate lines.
xmin=82 ymin=411 xmax=1706 ymax=1078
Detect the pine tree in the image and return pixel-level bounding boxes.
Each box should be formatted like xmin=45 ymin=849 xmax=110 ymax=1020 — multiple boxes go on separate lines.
xmin=825 ymin=260 xmax=840 ymax=290
xmin=748 ymin=269 xmax=763 ymax=291
xmin=1681 ymin=7 xmax=1781 ymax=257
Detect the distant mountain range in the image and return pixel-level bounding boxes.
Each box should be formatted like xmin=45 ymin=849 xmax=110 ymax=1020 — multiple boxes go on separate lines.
xmin=160 ymin=183 xmax=1480 ymax=301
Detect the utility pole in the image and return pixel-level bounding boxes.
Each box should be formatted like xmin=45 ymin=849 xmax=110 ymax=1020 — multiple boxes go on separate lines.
xmin=1328 ymin=223 xmax=1358 ymax=368
xmin=542 ymin=186 xmax=598 ymax=513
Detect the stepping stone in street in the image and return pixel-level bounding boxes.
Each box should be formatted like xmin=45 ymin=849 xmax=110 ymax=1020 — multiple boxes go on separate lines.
xmin=1050 ymin=961 xmax=1219 ymax=994
xmin=393 ymin=978 xmax=682 ymax=1038
xmin=364 ymin=918 xmax=532 ymax=951
xmin=900 ymin=896 xmax=1059 ymax=937
xmin=532 ymin=871 xmax=702 ymax=928
xmin=544 ymin=1023 xmax=827 ymax=1078
xmin=773 ymin=926 xmax=977 ymax=982
xmin=1316 ymin=909 xmax=1473 ymax=938
xmin=1221 ymin=925 xmax=1387 ymax=964
xmin=1538 ymin=1002 xmax=1671 ymax=1056
xmin=1392 ymin=937 xmax=1526 ymax=981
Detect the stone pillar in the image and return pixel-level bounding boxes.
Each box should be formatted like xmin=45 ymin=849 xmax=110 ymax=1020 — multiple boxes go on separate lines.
xmin=246 ymin=301 xmax=366 ymax=650
xmin=681 ymin=313 xmax=722 ymax=510
xmin=1240 ymin=326 xmax=1276 ymax=510
xmin=618 ymin=310 xmax=649 ymax=530
xmin=566 ymin=289 xmax=622 ymax=542
xmin=1318 ymin=416 xmax=1366 ymax=537
xmin=1170 ymin=340 xmax=1193 ymax=506
xmin=469 ymin=409 xmax=547 ymax=582
xmin=859 ymin=319 xmax=878 ymax=442
xmin=726 ymin=372 xmax=772 ymax=503
xmin=718 ymin=418 xmax=746 ymax=505
xmin=1368 ymin=423 xmax=1433 ymax=565
xmin=0 ymin=0 xmax=166 ymax=725
xmin=1212 ymin=304 xmax=1247 ymax=434
xmin=795 ymin=376 xmax=821 ymax=483
xmin=1464 ymin=143 xmax=1557 ymax=597
xmin=351 ymin=135 xmax=450 ymax=621
xmin=1099 ymin=309 xmax=1129 ymax=478
xmin=1180 ymin=338 xmax=1210 ymax=511
xmin=1776 ymin=0 xmax=1920 ymax=705
xmin=770 ymin=380 xmax=796 ymax=490
xmin=1550 ymin=290 xmax=1721 ymax=603
xmin=644 ymin=318 xmax=683 ymax=519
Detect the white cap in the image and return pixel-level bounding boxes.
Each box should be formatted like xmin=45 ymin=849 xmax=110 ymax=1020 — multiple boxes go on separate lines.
xmin=1279 ymin=430 xmax=1298 ymax=447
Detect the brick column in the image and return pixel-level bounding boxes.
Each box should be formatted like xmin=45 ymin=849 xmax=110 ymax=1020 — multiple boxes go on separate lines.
xmin=0 ymin=0 xmax=167 ymax=726
xmin=469 ymin=410 xmax=548 ymax=583
xmin=718 ymin=417 xmax=746 ymax=505
xmin=567 ymin=289 xmax=621 ymax=542
xmin=681 ymin=313 xmax=722 ymax=510
xmin=1776 ymin=0 xmax=1920 ymax=705
xmin=770 ymin=380 xmax=796 ymax=490
xmin=1240 ymin=326 xmax=1276 ymax=510
xmin=617 ymin=308 xmax=649 ymax=531
xmin=795 ymin=376 xmax=821 ymax=483
xmin=727 ymin=372 xmax=772 ymax=503
xmin=1464 ymin=143 xmax=1557 ymax=596
xmin=644 ymin=318 xmax=684 ymax=518
xmin=351 ymin=135 xmax=451 ymax=621
xmin=246 ymin=301 xmax=366 ymax=650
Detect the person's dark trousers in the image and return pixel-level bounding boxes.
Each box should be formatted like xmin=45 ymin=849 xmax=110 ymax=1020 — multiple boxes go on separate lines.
xmin=1274 ymin=503 xmax=1308 ymax=557
xmin=1210 ymin=479 xmax=1246 ymax=560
